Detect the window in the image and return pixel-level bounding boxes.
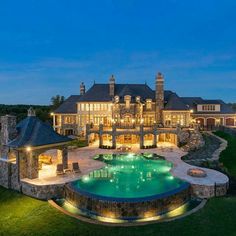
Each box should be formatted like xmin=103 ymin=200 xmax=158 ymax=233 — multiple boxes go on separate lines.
xmin=115 ymin=96 xmax=119 ymax=103
xmin=86 ymin=104 xmax=89 ymax=111
xmin=202 ymin=105 xmax=216 ymax=111
xmin=81 ymin=103 xmax=85 ymax=111
xmin=146 ymin=99 xmax=152 ymax=110
xmin=65 ymin=129 xmax=74 ymax=135
xmin=136 ymin=96 xmax=140 ymax=102
xmin=124 ymin=95 xmax=131 ymax=109
xmin=64 ymin=116 xmax=74 ymax=124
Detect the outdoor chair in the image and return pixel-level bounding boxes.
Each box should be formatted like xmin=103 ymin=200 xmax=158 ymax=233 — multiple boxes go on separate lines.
xmin=72 ymin=162 xmax=81 ymax=173
xmin=56 ymin=164 xmax=64 ymax=175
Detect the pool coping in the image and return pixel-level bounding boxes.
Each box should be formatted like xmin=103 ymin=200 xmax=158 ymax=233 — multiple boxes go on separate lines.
xmin=48 ymin=198 xmax=207 ymax=227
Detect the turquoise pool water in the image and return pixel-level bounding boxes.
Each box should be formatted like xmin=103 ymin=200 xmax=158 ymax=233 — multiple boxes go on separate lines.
xmin=71 ymin=153 xmax=187 ymax=199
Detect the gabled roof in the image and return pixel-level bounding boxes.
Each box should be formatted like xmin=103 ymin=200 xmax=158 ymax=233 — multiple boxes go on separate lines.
xmin=54 ymin=95 xmax=81 ymax=114
xmin=164 ymin=93 xmax=189 ymax=110
xmin=8 ymin=116 xmax=72 ymax=148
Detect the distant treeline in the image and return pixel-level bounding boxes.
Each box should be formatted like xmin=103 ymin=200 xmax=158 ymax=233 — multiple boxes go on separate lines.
xmin=0 ymin=104 xmax=52 ymax=123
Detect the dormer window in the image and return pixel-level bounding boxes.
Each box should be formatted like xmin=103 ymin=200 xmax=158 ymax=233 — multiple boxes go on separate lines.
xmin=146 ymin=99 xmax=152 ymax=110
xmin=114 ymin=96 xmax=119 ymax=103
xmin=124 ymin=95 xmax=131 ymax=109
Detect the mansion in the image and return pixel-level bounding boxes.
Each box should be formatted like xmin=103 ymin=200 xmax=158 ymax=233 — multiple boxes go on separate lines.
xmin=53 ymin=73 xmax=235 ymax=148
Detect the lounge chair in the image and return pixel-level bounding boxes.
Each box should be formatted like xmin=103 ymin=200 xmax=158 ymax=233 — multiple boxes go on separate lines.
xmin=56 ymin=164 xmax=64 ymax=175
xmin=72 ymin=162 xmax=81 ymax=173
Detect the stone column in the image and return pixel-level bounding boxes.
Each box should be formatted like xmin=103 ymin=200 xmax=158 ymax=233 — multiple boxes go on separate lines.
xmin=19 ymin=151 xmax=28 ymax=179
xmin=112 ymin=124 xmax=116 ymax=149
xmin=85 ymin=123 xmax=90 ymax=145
xmin=62 ymin=147 xmax=68 ymax=169
xmin=140 ymin=124 xmax=144 ymax=148
xmin=153 ymin=124 xmax=157 ymax=147
xmin=57 ymin=147 xmax=68 ymax=169
xmin=27 ymin=151 xmax=39 ymax=179
xmin=99 ymin=124 xmax=103 ymax=148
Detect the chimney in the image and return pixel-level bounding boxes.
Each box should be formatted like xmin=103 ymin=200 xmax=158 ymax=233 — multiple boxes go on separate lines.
xmin=0 ymin=115 xmax=17 ymax=158
xmin=80 ymin=82 xmax=86 ymax=95
xmin=155 ymin=72 xmax=164 ymax=124
xmin=109 ymin=75 xmax=115 ymax=97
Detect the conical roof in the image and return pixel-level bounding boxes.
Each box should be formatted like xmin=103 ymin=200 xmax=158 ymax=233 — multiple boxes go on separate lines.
xmin=8 ymin=116 xmax=71 ymax=148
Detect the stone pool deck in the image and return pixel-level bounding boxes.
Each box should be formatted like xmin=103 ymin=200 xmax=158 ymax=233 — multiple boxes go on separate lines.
xmin=21 ymin=141 xmax=229 ymax=199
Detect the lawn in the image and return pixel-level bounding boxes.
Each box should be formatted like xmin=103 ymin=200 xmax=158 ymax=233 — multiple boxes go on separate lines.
xmin=1 ymin=131 xmax=236 ymax=236
xmin=1 ymin=188 xmax=236 ymax=236
xmin=214 ymin=131 xmax=236 ymax=177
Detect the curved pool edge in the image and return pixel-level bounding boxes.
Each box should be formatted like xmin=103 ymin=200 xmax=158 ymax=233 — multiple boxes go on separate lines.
xmin=66 ymin=181 xmax=190 ymax=203
xmin=48 ymin=198 xmax=206 ymax=226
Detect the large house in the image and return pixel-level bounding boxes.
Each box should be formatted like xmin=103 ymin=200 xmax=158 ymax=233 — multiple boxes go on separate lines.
xmin=53 ymin=73 xmax=235 ymax=147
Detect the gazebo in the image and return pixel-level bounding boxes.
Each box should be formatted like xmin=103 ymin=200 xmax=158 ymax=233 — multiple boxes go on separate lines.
xmin=7 ymin=108 xmax=72 ymax=180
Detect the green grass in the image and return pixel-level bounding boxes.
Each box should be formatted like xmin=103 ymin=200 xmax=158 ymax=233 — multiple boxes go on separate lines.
xmin=214 ymin=131 xmax=236 ymax=177
xmin=0 ymin=187 xmax=236 ymax=236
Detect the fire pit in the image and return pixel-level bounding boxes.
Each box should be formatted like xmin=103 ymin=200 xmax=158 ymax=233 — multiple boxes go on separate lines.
xmin=187 ymin=168 xmax=207 ymax=178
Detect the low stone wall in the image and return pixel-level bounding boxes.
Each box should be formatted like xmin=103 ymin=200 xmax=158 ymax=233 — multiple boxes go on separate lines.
xmin=191 ymin=182 xmax=228 ymax=198
xmin=21 ymin=181 xmax=64 ymax=200
xmin=210 ymin=132 xmax=228 ymax=161
xmin=64 ymin=183 xmax=191 ymax=220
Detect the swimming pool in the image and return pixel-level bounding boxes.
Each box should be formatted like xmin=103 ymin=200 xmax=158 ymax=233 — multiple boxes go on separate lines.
xmin=65 ymin=153 xmax=191 ymax=220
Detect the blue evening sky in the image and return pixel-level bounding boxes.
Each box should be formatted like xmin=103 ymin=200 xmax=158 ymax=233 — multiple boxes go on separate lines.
xmin=0 ymin=0 xmax=236 ymax=104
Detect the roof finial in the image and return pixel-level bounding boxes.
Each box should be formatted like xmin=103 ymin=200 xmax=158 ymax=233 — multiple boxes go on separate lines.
xmin=28 ymin=107 xmax=36 ymax=117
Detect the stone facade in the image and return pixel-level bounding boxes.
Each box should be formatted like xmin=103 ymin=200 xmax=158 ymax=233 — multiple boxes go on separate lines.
xmin=182 ymin=129 xmax=205 ymax=152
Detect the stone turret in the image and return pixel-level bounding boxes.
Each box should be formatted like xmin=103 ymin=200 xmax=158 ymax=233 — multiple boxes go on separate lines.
xmin=155 ymin=72 xmax=164 ymax=124
xmin=0 ymin=115 xmax=17 ymax=158
xmin=109 ymin=75 xmax=115 ymax=97
xmin=80 ymin=82 xmax=86 ymax=95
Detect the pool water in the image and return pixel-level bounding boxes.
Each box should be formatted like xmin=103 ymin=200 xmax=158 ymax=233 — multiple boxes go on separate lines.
xmin=71 ymin=153 xmax=186 ymax=199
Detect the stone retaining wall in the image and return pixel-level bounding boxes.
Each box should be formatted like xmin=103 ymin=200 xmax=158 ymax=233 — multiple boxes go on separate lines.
xmin=21 ymin=181 xmax=64 ymax=200
xmin=191 ymin=182 xmax=228 ymax=198
xmin=64 ymin=183 xmax=191 ymax=220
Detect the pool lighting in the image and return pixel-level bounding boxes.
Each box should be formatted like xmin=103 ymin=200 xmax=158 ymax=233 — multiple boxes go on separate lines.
xmin=82 ymin=175 xmax=90 ymax=182
xmin=168 ymin=175 xmax=174 ymax=180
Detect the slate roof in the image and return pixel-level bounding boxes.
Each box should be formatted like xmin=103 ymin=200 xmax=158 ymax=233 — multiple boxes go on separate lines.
xmin=180 ymin=97 xmax=235 ymax=114
xmin=54 ymin=95 xmax=81 ymax=114
xmin=164 ymin=93 xmax=189 ymax=110
xmin=78 ymin=84 xmax=156 ymax=102
xmin=54 ymin=83 xmax=234 ymax=114
xmin=8 ymin=116 xmax=72 ymax=148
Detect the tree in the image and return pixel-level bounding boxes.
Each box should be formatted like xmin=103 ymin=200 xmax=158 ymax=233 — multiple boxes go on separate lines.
xmin=50 ymin=95 xmax=65 ymax=110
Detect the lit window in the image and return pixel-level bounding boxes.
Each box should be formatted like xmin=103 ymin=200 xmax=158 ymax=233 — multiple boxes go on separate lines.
xmin=124 ymin=95 xmax=131 ymax=109
xmin=146 ymin=99 xmax=152 ymax=110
